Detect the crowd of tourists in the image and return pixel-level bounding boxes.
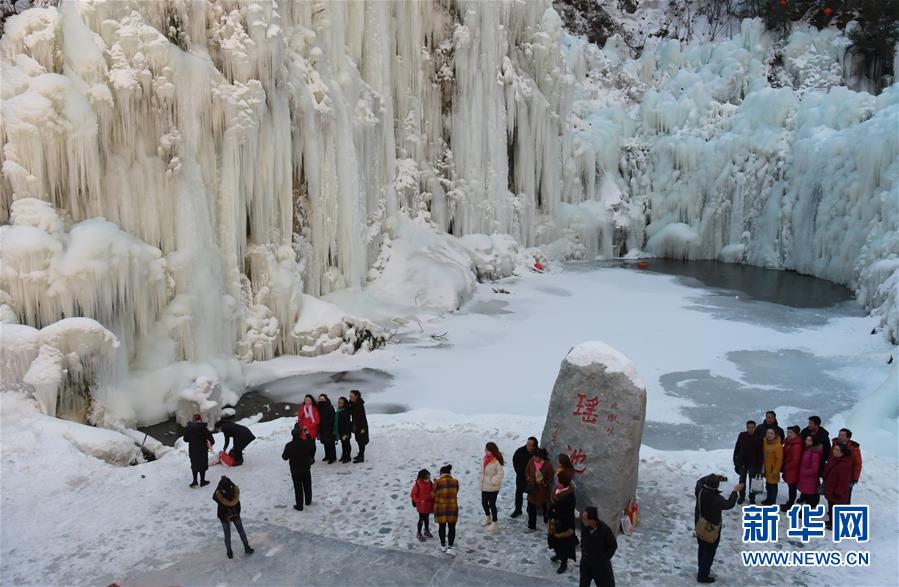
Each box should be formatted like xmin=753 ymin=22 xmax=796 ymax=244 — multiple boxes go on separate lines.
xmin=694 ymin=411 xmax=863 ymax=584
xmin=181 ymin=390 xmax=369 ymax=559
xmin=183 ymin=401 xmax=618 ymax=585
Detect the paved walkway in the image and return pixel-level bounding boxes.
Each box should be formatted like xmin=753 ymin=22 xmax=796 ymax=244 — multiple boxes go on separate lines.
xmin=114 ymin=522 xmax=570 ymax=587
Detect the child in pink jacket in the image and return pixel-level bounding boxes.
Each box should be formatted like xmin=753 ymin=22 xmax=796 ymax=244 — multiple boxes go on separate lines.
xmin=411 ymin=469 xmax=435 ymax=541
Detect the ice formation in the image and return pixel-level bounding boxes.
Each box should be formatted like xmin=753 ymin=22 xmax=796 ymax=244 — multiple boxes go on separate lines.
xmin=846 ymin=363 xmax=898 ymax=457
xmin=1 ymin=0 xmax=598 ymax=425
xmin=1 ymin=3 xmax=896 ymax=428
xmin=567 ymin=20 xmax=899 ymax=340
xmin=1 ymin=317 xmax=119 ymax=423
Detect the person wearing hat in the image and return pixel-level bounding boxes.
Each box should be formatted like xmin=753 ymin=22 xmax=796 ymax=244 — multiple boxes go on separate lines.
xmin=694 ymin=474 xmax=743 ymax=584
xmin=434 ymin=464 xmax=459 ymax=555
xmin=578 ymin=506 xmax=617 ymax=587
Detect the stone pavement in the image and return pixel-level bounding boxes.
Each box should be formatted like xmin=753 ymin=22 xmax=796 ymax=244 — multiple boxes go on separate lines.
xmin=115 ymin=522 xmax=570 ymax=586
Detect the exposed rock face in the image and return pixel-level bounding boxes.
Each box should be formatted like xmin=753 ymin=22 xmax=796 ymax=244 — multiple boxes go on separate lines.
xmin=540 ymin=341 xmax=646 ymax=532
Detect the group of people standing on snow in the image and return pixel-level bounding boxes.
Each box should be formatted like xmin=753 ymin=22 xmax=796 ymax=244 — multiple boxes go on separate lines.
xmin=693 ymin=411 xmax=863 ymax=584
xmin=732 ymin=412 xmax=862 ymax=519
xmin=180 ymin=390 xmax=370 ymax=558
xmin=408 ymin=436 xmax=617 ymax=586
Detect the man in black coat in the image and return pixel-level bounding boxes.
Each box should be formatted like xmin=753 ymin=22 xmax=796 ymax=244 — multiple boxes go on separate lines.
xmin=336 ymin=397 xmax=353 ymax=463
xmin=317 ymin=394 xmax=337 ymax=464
xmin=183 ymin=414 xmax=214 ymax=487
xmin=578 ymin=506 xmax=618 ymax=587
xmin=217 ymin=420 xmax=256 ymax=466
xmin=349 ymin=390 xmax=369 ymax=463
xmin=694 ymin=474 xmax=742 ymax=584
xmin=732 ymin=420 xmax=763 ymax=504
xmin=282 ymin=427 xmax=314 ymax=510
xmin=511 ymin=436 xmax=538 ymax=517
xmin=800 ymin=415 xmax=830 ymax=476
xmin=756 ymin=410 xmax=785 ymax=441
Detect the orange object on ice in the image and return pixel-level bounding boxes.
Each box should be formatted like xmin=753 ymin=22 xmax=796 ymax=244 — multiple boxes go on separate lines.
xmin=637 ymin=260 xmax=649 ymax=269
xmin=219 ymin=451 xmax=235 ymax=467
xmin=533 ymin=262 xmax=544 ymax=271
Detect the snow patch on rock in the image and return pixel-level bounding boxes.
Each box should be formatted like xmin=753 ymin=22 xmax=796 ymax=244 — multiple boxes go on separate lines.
xmin=565 ymin=340 xmax=645 ymax=389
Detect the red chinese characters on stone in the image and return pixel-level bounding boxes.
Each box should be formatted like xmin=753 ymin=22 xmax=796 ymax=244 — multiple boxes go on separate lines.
xmin=566 ymin=446 xmax=588 ymax=474
xmin=572 ymin=393 xmax=600 ymax=425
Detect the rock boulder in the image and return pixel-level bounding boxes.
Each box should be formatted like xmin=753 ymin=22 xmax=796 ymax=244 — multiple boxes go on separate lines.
xmin=540 ymin=341 xmax=646 ymax=533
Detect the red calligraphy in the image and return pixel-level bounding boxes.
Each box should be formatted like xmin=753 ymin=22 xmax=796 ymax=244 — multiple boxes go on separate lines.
xmin=550 ymin=424 xmax=560 ymax=446
xmin=572 ymin=393 xmax=600 ymax=425
xmin=566 ymin=445 xmax=588 ymax=474
xmin=607 ymin=413 xmax=619 ymax=423
xmin=605 ymin=426 xmax=615 ymax=437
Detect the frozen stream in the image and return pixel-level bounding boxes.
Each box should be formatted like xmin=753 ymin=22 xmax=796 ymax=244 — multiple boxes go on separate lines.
xmin=246 ymin=261 xmax=893 ymax=451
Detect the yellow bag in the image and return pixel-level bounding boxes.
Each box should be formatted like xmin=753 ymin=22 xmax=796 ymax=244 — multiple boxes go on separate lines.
xmin=694 ymin=493 xmax=721 ymax=543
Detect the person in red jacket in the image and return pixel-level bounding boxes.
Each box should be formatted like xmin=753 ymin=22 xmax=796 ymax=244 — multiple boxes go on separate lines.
xmin=797 ymin=436 xmax=823 ymax=508
xmin=780 ymin=426 xmax=804 ymax=511
xmin=823 ymin=443 xmax=853 ymax=530
xmin=410 ymin=468 xmax=436 ymax=541
xmin=832 ymin=428 xmax=863 ymax=502
xmin=297 ymin=394 xmax=320 ymax=462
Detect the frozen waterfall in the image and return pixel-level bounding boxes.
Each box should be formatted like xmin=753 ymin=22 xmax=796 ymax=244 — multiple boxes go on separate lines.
xmin=0 ymin=0 xmax=606 ymax=425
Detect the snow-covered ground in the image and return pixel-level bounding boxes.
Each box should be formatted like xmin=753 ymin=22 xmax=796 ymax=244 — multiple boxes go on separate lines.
xmin=2 ymin=265 xmax=896 ymax=585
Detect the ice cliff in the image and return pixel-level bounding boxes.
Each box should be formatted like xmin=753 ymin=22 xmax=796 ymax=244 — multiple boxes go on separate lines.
xmin=0 ymin=0 xmax=602 ymax=424
xmin=566 ymin=19 xmax=899 ymax=342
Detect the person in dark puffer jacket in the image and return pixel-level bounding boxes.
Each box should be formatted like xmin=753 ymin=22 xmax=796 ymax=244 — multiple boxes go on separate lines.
xmin=212 ymin=476 xmax=254 ymax=559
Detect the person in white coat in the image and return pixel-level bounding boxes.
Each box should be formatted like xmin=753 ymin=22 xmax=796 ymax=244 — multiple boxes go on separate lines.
xmin=480 ymin=442 xmax=505 ymax=532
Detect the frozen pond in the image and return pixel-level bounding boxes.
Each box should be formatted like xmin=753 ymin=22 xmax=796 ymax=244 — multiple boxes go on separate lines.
xmin=246 ymin=261 xmax=892 ymax=452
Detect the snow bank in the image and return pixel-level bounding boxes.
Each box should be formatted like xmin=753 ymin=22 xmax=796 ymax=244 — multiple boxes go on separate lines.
xmin=565 ymin=340 xmax=645 ymax=389
xmin=62 ymin=423 xmax=142 ymax=466
xmin=457 ymin=233 xmax=523 ymax=281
